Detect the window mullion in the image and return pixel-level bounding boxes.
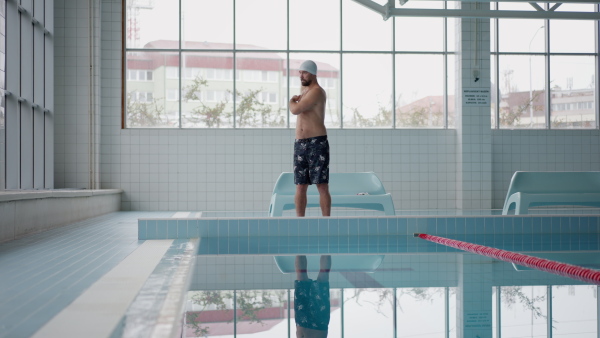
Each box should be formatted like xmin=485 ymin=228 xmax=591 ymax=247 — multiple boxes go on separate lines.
xmin=234 ymin=0 xmax=238 ymax=128
xmin=594 ymin=4 xmax=600 ymax=129
xmin=545 ymin=17 xmax=551 ymax=129
xmin=178 ymin=0 xmax=182 ymax=129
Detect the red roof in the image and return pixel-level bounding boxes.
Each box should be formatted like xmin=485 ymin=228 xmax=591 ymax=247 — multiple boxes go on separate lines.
xmin=128 ymin=40 xmax=338 ymax=77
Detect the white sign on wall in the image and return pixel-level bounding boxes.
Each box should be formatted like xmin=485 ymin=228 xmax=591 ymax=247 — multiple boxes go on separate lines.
xmin=463 ymin=88 xmax=490 ymax=106
xmin=465 ymin=311 xmax=492 ymax=328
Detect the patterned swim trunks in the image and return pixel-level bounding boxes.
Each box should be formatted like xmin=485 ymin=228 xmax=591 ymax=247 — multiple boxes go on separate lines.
xmin=294 ymin=135 xmax=330 ymax=185
xmin=294 ymin=280 xmax=331 ymax=331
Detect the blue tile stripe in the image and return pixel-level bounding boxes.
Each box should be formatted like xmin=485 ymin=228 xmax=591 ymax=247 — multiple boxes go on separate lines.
xmin=138 ymin=216 xmax=600 ymax=255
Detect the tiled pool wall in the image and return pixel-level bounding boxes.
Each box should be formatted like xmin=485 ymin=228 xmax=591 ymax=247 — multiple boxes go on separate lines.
xmin=138 ymin=215 xmax=600 ymax=255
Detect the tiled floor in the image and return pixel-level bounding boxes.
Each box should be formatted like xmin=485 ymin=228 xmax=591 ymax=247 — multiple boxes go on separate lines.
xmin=0 ymin=211 xmax=172 ymax=338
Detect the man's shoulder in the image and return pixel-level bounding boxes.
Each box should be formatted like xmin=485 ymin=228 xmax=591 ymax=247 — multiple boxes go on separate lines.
xmin=314 ymin=85 xmax=327 ymax=98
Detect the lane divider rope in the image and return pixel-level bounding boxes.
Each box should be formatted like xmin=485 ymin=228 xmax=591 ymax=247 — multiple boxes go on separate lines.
xmin=414 ymin=233 xmax=600 ymax=285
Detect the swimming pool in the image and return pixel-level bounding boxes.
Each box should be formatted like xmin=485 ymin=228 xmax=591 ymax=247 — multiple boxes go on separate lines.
xmin=136 ymin=211 xmax=600 ymax=337
xmin=186 ymin=253 xmax=597 ymax=338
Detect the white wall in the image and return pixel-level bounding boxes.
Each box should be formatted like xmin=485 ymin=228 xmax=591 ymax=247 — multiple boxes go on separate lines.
xmin=492 ymin=130 xmax=600 ymax=208
xmin=54 ymin=0 xmax=100 ymax=189
xmin=51 ymin=0 xmax=600 ymax=212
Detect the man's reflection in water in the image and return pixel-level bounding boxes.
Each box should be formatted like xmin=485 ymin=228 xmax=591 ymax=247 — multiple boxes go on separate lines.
xmin=295 ymin=255 xmax=331 ymax=338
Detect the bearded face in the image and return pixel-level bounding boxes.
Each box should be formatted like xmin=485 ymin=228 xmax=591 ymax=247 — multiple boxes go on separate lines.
xmin=299 ymin=71 xmax=312 ymax=86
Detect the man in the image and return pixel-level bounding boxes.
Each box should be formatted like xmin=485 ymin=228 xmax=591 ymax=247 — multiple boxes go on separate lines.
xmin=294 ymin=255 xmax=332 ymax=338
xmin=289 ymin=60 xmax=331 ymax=217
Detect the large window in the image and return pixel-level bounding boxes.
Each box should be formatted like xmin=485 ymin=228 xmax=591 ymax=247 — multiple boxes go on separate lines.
xmin=124 ymin=0 xmax=455 ymax=129
xmin=491 ymin=3 xmax=599 ymax=129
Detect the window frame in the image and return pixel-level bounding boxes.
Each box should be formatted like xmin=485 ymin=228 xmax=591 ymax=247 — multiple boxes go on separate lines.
xmin=122 ymin=0 xmax=455 ymax=129
xmin=491 ymin=2 xmax=600 ymax=130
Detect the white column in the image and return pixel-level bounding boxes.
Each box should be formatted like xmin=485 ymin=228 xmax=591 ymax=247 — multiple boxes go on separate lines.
xmin=455 ymin=1 xmax=493 ymax=210
xmin=457 ymin=254 xmax=494 ymax=338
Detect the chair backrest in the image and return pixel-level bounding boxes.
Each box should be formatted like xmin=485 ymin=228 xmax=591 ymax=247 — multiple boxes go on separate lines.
xmin=506 ymin=171 xmax=600 ymax=197
xmin=272 ymin=172 xmax=387 ymax=195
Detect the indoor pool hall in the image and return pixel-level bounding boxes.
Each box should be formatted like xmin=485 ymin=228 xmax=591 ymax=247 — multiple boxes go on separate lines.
xmin=3 ymin=0 xmax=600 ymax=337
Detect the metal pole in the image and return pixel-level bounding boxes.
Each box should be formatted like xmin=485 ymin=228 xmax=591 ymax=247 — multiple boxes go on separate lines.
xmin=496 ymin=286 xmax=502 ymax=338
xmin=547 ymin=286 xmax=553 ymax=338
xmin=288 ymin=288 xmax=291 ymax=338
xmin=394 ymin=288 xmax=398 ymax=338
xmin=233 ymin=290 xmax=237 ymax=336
xmin=445 ymin=287 xmax=450 ymax=338
xmin=341 ymin=288 xmax=345 ymax=337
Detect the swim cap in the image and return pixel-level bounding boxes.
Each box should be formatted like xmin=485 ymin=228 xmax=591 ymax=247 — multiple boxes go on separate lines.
xmin=299 ymin=60 xmax=317 ymax=75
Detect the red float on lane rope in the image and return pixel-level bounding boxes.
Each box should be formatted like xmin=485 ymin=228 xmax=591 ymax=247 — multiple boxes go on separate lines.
xmin=415 ymin=233 xmax=600 ymax=285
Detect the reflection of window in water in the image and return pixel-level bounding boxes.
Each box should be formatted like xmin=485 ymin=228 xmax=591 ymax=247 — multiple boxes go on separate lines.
xmin=494 ymin=285 xmax=597 ymax=338
xmin=185 ymin=289 xmax=289 ymax=337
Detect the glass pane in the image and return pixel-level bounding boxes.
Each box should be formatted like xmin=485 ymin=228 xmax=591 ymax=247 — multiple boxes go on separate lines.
xmin=552 ymin=285 xmax=597 ymax=338
xmin=125 ymin=0 xmax=179 ymax=49
xmin=397 ymin=287 xmax=446 ymax=337
xmin=289 ymin=53 xmax=341 ymax=129
xmin=498 ymin=1 xmax=538 ymax=11
xmin=181 ymin=52 xmax=234 ymax=128
xmin=182 ymin=0 xmax=233 ymax=49
xmin=550 ymin=20 xmax=595 ymax=53
xmin=126 ymin=51 xmax=179 ymax=128
xmin=400 ymin=0 xmax=443 ymax=9
xmin=499 ymin=20 xmax=545 ymax=53
xmin=550 ymin=55 xmax=596 ymax=129
xmin=236 ymin=0 xmax=286 ymax=50
xmin=235 ymin=52 xmax=287 ymax=128
xmin=185 ymin=290 xmax=236 ymax=337
xmin=235 ymin=289 xmax=288 ymax=336
xmin=498 ymin=54 xmax=546 ymax=129
xmin=343 ymin=0 xmax=393 ymax=51
xmin=395 ymin=16 xmax=444 ymax=52
xmin=555 ymin=3 xmax=596 ymax=12
xmin=500 ymin=286 xmax=548 ymax=338
xmin=290 ymin=0 xmax=340 ymax=51
xmin=395 ymin=54 xmax=445 ymax=128
xmin=491 ymin=55 xmax=497 ymax=128
xmin=447 ymin=54 xmax=456 ymax=128
xmin=343 ymin=54 xmax=393 ymax=128
xmin=343 ymin=288 xmax=395 ymax=337
xmin=449 ymin=287 xmax=457 ymax=338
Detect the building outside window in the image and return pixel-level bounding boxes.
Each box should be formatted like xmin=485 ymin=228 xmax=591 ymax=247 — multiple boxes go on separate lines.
xmin=491 ymin=2 xmax=598 ymax=129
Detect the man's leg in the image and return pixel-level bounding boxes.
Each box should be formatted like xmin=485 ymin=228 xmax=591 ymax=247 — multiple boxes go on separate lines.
xmin=295 ymin=255 xmax=309 ymax=281
xmin=295 ymin=184 xmax=309 ymax=217
xmin=317 ymin=255 xmax=331 ymax=283
xmin=316 ymin=183 xmax=331 ymax=217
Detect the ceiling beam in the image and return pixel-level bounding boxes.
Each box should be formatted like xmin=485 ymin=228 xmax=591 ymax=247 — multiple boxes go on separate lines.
xmin=352 ymin=0 xmax=600 ymax=20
